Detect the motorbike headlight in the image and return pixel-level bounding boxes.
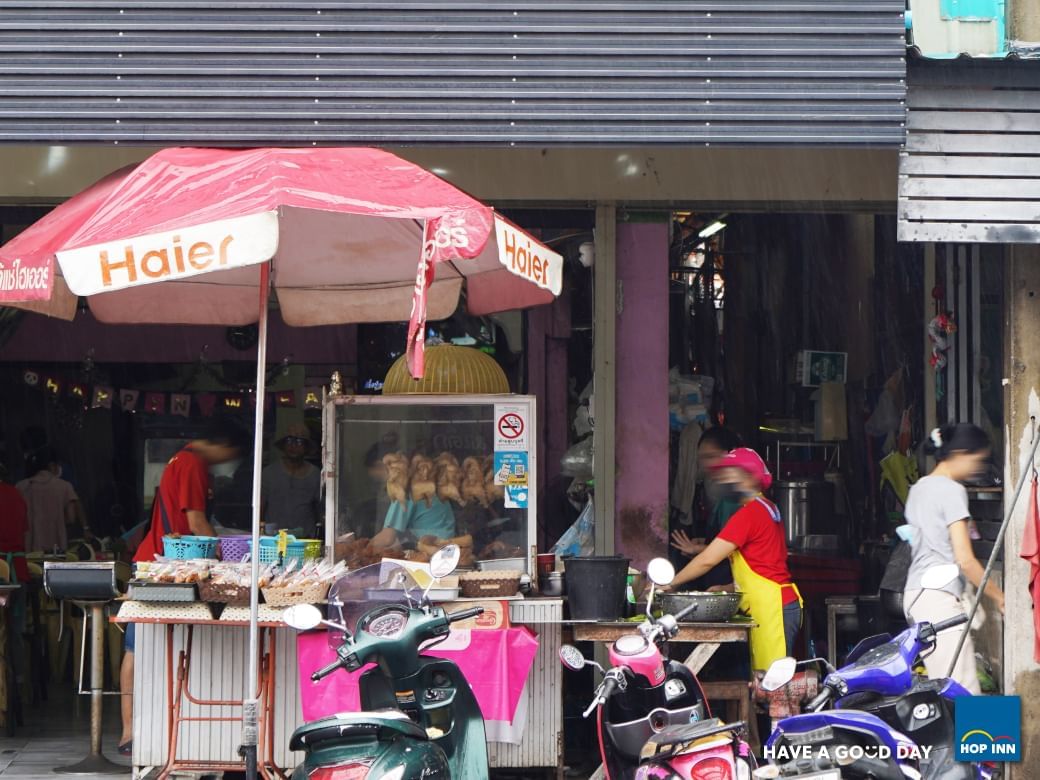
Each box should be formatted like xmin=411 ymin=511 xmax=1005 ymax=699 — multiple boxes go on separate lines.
xmin=752 ymin=766 xmax=780 ymax=780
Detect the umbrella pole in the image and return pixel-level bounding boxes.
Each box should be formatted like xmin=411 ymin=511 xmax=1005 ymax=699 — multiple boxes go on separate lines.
xmin=241 ymin=263 xmax=270 ymax=780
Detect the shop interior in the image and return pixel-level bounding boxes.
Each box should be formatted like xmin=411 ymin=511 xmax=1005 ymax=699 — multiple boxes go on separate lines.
xmin=664 ymin=210 xmax=1005 ymax=685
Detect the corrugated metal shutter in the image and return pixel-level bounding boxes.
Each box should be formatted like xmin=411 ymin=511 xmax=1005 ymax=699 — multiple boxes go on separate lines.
xmin=899 ymin=59 xmax=1040 ymax=243
xmin=0 ymin=1 xmax=906 ymax=146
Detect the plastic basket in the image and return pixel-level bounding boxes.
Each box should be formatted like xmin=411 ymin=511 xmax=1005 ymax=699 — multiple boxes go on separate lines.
xmin=261 ymin=580 xmax=329 ymax=607
xmin=284 ymin=539 xmax=323 ymax=567
xmin=250 ymin=536 xmax=288 ymax=565
xmin=218 ymin=536 xmax=252 ymax=562
xmin=163 ymin=536 xmax=219 ymax=560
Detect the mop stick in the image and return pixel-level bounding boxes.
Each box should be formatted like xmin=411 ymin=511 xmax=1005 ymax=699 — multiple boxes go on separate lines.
xmin=947 ymin=419 xmax=1040 ymax=678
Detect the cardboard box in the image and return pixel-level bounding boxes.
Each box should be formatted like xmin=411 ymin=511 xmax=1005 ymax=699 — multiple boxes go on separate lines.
xmin=440 ymin=599 xmax=510 ymax=630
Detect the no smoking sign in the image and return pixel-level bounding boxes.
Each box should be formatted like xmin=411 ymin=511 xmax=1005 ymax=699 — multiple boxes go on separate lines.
xmin=494 ymin=404 xmax=529 ymax=451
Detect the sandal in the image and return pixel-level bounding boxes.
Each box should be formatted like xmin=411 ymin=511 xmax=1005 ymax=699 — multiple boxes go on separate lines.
xmin=118 ymin=741 xmax=132 ymax=756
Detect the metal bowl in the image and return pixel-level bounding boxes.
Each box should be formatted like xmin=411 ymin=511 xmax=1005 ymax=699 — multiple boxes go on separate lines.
xmin=657 ymin=591 xmax=742 ymax=623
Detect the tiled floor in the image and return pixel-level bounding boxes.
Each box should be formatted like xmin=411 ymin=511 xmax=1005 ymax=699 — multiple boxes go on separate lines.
xmin=0 ymin=684 xmax=131 ymax=778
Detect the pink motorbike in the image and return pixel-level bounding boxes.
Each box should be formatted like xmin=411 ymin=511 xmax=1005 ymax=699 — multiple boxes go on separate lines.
xmin=560 ymin=558 xmax=755 ymax=780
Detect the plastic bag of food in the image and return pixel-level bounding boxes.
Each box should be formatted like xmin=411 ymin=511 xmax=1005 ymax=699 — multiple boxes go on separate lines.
xmin=550 ymin=499 xmax=595 ymax=558
xmin=560 ymin=437 xmax=594 ymax=478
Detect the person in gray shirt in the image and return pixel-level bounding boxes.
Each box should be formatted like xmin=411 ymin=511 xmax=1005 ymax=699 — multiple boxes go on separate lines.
xmin=903 ymin=423 xmax=1004 ymax=694
xmin=261 ymin=422 xmax=321 ymax=537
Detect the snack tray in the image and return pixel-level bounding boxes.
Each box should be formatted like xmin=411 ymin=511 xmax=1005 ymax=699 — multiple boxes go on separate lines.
xmin=127 ymin=580 xmax=198 ymax=603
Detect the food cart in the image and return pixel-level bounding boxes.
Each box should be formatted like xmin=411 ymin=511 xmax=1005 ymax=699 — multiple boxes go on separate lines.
xmin=120 ymin=386 xmax=563 ymax=777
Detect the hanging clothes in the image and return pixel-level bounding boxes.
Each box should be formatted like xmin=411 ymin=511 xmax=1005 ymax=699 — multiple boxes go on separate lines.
xmin=670 ymin=420 xmax=704 ymax=525
xmin=880 ymin=451 xmax=920 ymax=507
xmin=1020 ymin=471 xmax=1040 ymax=664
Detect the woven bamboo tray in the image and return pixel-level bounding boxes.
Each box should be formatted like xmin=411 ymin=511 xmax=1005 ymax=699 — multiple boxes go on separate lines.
xmin=261 ymin=580 xmax=330 ymax=607
xmin=197 ymin=579 xmax=251 ymax=606
xmin=459 ymin=571 xmax=522 ymax=598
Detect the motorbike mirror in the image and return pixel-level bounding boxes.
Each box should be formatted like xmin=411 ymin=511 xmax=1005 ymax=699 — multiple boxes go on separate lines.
xmin=430 ymin=544 xmax=461 ymax=579
xmin=282 ymin=604 xmax=324 ymax=631
xmin=559 ymin=644 xmax=587 ymax=672
xmin=760 ymin=656 xmax=798 ymax=692
xmin=921 ymin=563 xmax=960 ymax=591
xmin=647 ymin=558 xmax=675 ymax=587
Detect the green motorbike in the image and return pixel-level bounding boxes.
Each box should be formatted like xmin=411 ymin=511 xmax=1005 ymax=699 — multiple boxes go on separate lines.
xmin=282 ymin=545 xmax=489 ymax=780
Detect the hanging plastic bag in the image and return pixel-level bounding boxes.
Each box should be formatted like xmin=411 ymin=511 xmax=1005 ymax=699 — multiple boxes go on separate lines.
xmin=550 ymin=499 xmax=595 ymax=558
xmin=560 ymin=437 xmax=594 ymax=479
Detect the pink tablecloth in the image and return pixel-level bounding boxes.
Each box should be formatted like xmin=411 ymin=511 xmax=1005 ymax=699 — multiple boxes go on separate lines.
xmin=297 ymin=627 xmax=539 ymax=743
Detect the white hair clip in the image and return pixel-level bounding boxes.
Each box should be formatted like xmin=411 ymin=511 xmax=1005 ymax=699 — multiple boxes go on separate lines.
xmin=930 ymin=428 xmax=943 ymax=448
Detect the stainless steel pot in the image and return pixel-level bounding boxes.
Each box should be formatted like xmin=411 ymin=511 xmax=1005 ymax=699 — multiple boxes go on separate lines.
xmin=773 ymin=480 xmax=835 ymax=545
xmin=539 ymin=571 xmax=565 ymax=597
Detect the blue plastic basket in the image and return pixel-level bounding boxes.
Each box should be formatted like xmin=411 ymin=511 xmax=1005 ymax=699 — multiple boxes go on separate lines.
xmin=251 ymin=535 xmax=295 ymax=565
xmin=163 ymin=535 xmax=219 ymax=560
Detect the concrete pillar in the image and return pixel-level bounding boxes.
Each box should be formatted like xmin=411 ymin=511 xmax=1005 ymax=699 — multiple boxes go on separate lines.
xmin=614 ymin=216 xmax=671 ymax=568
xmin=1003 ymin=244 xmax=1040 ymax=780
xmin=593 ymin=204 xmax=617 ymax=556
xmin=1010 ymin=0 xmax=1040 ymax=43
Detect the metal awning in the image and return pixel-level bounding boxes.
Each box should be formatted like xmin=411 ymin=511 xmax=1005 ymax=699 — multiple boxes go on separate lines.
xmin=899 ymin=58 xmax=1040 ymax=244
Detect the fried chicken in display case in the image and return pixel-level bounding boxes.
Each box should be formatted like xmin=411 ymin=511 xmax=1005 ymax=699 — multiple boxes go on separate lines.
xmin=323 ymin=395 xmax=537 ymax=574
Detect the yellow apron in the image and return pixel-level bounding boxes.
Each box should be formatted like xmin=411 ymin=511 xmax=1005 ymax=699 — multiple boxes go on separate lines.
xmin=730 ymin=499 xmax=804 ymax=671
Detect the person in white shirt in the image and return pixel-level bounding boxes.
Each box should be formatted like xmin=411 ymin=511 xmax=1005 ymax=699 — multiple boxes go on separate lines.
xmin=903 ymin=423 xmax=1004 ymax=694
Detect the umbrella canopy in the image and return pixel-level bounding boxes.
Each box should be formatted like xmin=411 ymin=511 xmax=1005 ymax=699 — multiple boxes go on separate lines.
xmin=0 ymin=146 xmax=561 ymax=374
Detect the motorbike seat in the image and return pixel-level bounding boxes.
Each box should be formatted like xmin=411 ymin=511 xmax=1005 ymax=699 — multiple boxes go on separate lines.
xmin=640 ymin=718 xmax=739 ymax=757
xmin=289 ymin=710 xmax=427 ymax=750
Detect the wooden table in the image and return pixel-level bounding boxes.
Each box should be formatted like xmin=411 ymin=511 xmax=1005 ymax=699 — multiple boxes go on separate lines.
xmin=570 ymin=619 xmax=754 ymax=674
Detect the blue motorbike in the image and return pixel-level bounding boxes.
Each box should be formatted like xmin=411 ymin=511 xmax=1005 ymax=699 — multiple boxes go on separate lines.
xmin=756 ymin=565 xmax=994 ymax=780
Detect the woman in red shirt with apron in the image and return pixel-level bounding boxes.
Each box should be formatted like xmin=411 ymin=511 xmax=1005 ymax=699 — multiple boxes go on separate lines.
xmin=666 ymin=448 xmax=802 ymax=671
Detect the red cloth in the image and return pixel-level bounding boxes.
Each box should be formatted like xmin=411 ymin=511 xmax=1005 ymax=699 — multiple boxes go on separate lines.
xmin=717 ymin=497 xmax=799 ymax=604
xmin=0 ymin=484 xmax=29 ymax=581
xmin=1020 ymin=473 xmax=1040 ymax=663
xmin=133 ymin=447 xmax=210 ymax=562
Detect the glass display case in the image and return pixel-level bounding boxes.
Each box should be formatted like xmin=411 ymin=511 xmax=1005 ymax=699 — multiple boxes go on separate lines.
xmin=323 ymin=394 xmax=538 ymax=573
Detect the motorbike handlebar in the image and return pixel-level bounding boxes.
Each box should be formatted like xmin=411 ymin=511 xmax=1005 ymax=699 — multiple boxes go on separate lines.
xmin=806 ymin=685 xmax=834 ymax=712
xmin=933 ymin=614 xmax=969 ymax=633
xmin=311 ymin=658 xmax=344 ymax=682
xmin=447 ymin=606 xmax=485 ymax=624
xmin=582 ymin=671 xmax=624 ymax=718
xmin=674 ymin=603 xmax=699 ymax=621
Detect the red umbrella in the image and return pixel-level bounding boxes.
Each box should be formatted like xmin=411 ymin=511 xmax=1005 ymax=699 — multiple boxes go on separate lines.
xmin=0 ymin=146 xmax=561 ymax=769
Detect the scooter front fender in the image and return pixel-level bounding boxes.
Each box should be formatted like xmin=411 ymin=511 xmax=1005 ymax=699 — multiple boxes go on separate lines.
xmin=292 ymin=733 xmax=450 ymax=780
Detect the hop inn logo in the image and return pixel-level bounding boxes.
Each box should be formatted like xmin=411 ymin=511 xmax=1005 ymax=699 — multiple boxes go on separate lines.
xmin=955 ymin=696 xmax=1021 ymax=762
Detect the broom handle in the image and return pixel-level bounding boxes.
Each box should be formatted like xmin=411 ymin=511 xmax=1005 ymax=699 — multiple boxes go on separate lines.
xmin=947 ymin=426 xmax=1040 ymax=678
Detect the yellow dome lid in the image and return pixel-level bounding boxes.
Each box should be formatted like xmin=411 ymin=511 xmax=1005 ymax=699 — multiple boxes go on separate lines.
xmin=383 ymin=345 xmax=510 ymax=395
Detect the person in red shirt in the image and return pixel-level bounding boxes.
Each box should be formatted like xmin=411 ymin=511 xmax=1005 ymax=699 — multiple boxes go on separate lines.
xmin=667 ymin=448 xmax=802 ymax=671
xmin=0 ymin=464 xmax=29 ymax=697
xmin=0 ymin=463 xmax=29 ymax=582
xmin=120 ymin=418 xmax=249 ymax=755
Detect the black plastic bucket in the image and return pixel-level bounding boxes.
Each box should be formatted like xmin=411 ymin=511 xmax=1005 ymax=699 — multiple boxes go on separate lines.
xmin=564 ymin=556 xmax=630 ymax=620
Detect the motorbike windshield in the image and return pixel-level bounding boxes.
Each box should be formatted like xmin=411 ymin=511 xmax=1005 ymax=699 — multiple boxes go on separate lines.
xmin=326 ymin=561 xmax=421 ymax=648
